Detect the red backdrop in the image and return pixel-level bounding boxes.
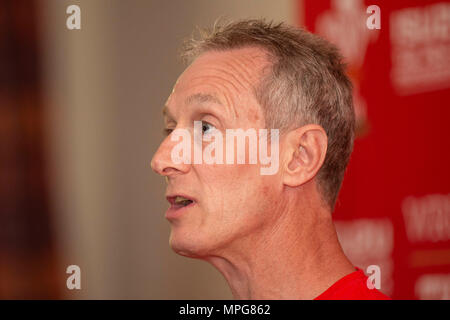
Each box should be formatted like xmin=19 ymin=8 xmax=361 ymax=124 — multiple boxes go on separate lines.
xmin=301 ymin=0 xmax=450 ymax=299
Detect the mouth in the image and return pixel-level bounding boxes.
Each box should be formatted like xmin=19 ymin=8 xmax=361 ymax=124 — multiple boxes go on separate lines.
xmin=165 ymin=194 xmax=196 ymax=219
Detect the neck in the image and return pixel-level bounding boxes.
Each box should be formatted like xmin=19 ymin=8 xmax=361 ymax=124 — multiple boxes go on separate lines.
xmin=204 ymin=193 xmax=355 ymax=299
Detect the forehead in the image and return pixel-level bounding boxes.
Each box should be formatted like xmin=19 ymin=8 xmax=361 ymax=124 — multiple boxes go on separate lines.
xmin=166 ymin=47 xmax=271 ymax=121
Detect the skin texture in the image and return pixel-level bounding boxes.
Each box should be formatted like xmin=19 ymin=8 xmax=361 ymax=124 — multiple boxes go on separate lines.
xmin=151 ymin=47 xmax=355 ymax=299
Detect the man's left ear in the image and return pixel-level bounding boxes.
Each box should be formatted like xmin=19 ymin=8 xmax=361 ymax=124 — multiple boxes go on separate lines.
xmin=282 ymin=124 xmax=328 ymax=187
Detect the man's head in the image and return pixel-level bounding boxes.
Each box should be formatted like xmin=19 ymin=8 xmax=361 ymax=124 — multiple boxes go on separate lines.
xmin=151 ymin=19 xmax=355 ymax=258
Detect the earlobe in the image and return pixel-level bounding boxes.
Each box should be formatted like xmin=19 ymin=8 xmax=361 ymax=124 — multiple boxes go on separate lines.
xmin=283 ymin=125 xmax=327 ymax=188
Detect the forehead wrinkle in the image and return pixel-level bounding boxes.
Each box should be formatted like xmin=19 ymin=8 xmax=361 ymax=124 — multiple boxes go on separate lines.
xmin=186 ymin=74 xmax=241 ymax=120
xmin=217 ymin=67 xmax=254 ymax=98
xmin=221 ymin=55 xmax=265 ymax=90
xmin=204 ymin=59 xmax=259 ymax=96
xmin=204 ymin=82 xmax=237 ymax=121
xmin=191 ymin=67 xmax=244 ymax=95
xmin=214 ymin=58 xmax=253 ymax=85
xmin=215 ymin=64 xmax=263 ymax=123
xmin=174 ymin=49 xmax=270 ymax=125
xmin=221 ymin=61 xmax=254 ymax=93
xmin=184 ymin=92 xmax=235 ymax=123
xmin=222 ymin=47 xmax=271 ymax=81
xmin=190 ymin=69 xmax=256 ymax=122
xmin=212 ymin=54 xmax=269 ymax=123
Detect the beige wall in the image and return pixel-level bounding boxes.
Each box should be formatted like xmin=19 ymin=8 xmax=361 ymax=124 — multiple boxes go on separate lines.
xmin=40 ymin=0 xmax=296 ymax=299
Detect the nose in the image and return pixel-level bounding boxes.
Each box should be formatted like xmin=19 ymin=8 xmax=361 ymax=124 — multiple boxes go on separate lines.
xmin=151 ymin=135 xmax=190 ymax=177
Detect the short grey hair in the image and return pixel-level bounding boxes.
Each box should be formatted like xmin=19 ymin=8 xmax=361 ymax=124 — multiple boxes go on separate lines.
xmin=181 ymin=19 xmax=355 ymax=210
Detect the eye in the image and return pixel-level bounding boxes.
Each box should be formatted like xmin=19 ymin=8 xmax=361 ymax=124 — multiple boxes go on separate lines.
xmin=163 ymin=128 xmax=174 ymax=136
xmin=202 ymin=121 xmax=216 ymax=135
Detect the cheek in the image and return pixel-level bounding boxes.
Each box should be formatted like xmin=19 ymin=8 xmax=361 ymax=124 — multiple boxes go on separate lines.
xmin=195 ymin=160 xmax=280 ymax=220
xmin=192 ymin=164 xmax=281 ymax=247
xmin=195 ymin=164 xmax=261 ymax=216
xmin=218 ymin=166 xmax=276 ymax=213
xmin=197 ymin=162 xmax=260 ymax=191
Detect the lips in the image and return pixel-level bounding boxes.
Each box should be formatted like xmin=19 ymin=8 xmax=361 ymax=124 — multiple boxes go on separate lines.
xmin=165 ymin=193 xmax=196 ymax=219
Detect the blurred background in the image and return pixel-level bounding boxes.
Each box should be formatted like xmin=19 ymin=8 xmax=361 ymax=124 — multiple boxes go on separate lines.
xmin=0 ymin=0 xmax=448 ymax=299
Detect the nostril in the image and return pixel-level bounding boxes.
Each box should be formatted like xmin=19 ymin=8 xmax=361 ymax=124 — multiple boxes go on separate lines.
xmin=162 ymin=167 xmax=178 ymax=175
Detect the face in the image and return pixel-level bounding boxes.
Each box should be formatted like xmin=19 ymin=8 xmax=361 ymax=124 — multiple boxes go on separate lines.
xmin=151 ymin=47 xmax=283 ymax=258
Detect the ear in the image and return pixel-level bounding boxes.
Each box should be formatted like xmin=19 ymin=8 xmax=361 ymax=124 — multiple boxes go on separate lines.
xmin=282 ymin=124 xmax=328 ymax=187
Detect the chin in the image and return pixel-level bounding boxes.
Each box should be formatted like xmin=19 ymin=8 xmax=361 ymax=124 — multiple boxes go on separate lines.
xmin=168 ymin=228 xmax=216 ymax=259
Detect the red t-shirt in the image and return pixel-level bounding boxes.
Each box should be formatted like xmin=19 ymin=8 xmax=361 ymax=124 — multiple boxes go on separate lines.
xmin=314 ymin=268 xmax=391 ymax=300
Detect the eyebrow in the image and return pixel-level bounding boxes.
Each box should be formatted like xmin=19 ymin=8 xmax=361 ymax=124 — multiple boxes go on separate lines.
xmin=162 ymin=93 xmax=223 ymax=119
xmin=185 ymin=93 xmax=222 ymax=106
